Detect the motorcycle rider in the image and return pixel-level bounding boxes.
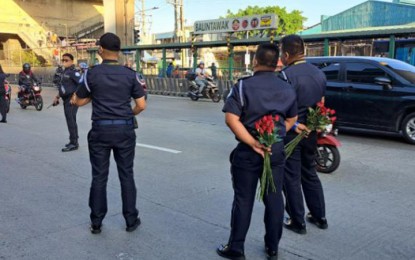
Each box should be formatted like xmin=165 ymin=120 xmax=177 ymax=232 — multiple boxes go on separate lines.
xmin=195 ymin=61 xmax=210 ymax=94
xmin=18 ymin=63 xmax=40 ymax=103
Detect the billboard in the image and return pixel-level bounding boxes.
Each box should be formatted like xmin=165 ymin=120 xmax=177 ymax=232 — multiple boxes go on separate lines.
xmin=193 ymin=14 xmax=278 ymax=35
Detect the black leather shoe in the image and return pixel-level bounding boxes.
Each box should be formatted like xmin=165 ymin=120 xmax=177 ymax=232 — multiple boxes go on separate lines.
xmin=126 ymin=218 xmax=141 ymax=232
xmin=306 ymin=213 xmax=328 ymax=229
xmin=216 ymin=244 xmax=245 ymax=260
xmin=283 ymin=218 xmax=307 ymax=234
xmin=265 ymin=247 xmax=278 ymax=260
xmin=0 ymin=120 xmax=6 ymax=123
xmin=90 ymin=224 xmax=101 ymax=234
xmin=65 ymin=143 xmax=71 ymax=147
xmin=62 ymin=144 xmax=78 ymax=152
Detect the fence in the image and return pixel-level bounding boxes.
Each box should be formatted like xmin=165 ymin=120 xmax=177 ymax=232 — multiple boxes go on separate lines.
xmin=5 ymin=72 xmax=236 ymax=96
xmin=1 ymin=46 xmax=93 ymax=67
xmin=144 ymin=77 xmax=234 ymax=97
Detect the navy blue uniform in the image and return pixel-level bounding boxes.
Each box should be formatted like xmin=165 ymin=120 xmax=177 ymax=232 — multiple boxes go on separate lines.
xmin=76 ymin=60 xmax=145 ymax=227
xmin=223 ymin=71 xmax=297 ymax=253
xmin=56 ymin=65 xmax=81 ymax=145
xmin=0 ymin=73 xmax=7 ymax=122
xmin=282 ymin=61 xmax=327 ymax=226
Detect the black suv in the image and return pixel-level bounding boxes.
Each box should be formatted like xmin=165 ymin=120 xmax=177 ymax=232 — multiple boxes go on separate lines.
xmin=307 ymin=57 xmax=415 ymax=144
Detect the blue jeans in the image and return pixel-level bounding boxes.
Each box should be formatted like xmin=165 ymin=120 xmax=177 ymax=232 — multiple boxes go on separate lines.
xmin=195 ymin=79 xmax=207 ymax=93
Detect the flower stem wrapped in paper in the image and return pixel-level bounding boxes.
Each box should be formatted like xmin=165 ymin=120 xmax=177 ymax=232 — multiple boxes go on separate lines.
xmin=284 ymin=102 xmax=336 ymax=159
xmin=254 ymin=115 xmax=283 ymax=201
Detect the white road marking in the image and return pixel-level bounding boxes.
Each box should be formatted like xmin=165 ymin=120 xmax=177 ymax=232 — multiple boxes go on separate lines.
xmin=136 ymin=143 xmax=182 ymax=154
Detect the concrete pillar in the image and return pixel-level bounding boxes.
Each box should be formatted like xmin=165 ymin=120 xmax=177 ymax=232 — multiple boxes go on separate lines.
xmin=103 ymin=0 xmax=116 ymax=34
xmin=103 ymin=0 xmax=134 ymax=46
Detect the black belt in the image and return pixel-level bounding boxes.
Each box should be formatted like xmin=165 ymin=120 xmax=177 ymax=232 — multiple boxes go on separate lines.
xmin=93 ymin=119 xmax=133 ymax=126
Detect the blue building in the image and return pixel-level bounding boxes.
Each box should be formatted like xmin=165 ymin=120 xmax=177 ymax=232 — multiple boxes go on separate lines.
xmin=300 ymin=0 xmax=415 ymax=64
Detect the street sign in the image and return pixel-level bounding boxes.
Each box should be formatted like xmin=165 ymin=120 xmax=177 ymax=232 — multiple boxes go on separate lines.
xmin=194 ymin=14 xmax=278 ymax=35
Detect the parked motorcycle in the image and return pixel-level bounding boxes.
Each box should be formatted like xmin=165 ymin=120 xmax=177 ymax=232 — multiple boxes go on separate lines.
xmin=4 ymin=80 xmax=11 ymax=113
xmin=187 ymin=73 xmax=221 ymax=103
xmin=16 ymin=82 xmax=43 ymax=111
xmin=315 ymin=125 xmax=341 ymax=174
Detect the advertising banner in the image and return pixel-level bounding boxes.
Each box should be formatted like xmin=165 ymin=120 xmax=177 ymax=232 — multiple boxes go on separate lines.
xmin=194 ymin=14 xmax=278 ymax=35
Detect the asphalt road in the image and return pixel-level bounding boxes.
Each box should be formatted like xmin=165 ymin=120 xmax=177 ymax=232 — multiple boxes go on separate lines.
xmin=1 ymin=87 xmax=414 ymax=260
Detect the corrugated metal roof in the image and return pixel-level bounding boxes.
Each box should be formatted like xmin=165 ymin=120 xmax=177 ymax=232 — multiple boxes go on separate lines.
xmin=155 ymin=32 xmax=175 ymax=40
xmin=322 ymin=0 xmax=415 ymax=31
xmin=299 ymin=24 xmax=322 ymax=35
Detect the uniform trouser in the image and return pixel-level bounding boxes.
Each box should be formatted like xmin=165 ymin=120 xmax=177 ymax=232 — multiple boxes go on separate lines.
xmin=62 ymin=96 xmax=78 ymax=144
xmin=88 ymin=124 xmax=138 ymax=226
xmin=283 ymin=131 xmax=326 ymax=225
xmin=227 ymin=142 xmax=285 ymax=252
xmin=0 ymin=94 xmax=7 ymax=121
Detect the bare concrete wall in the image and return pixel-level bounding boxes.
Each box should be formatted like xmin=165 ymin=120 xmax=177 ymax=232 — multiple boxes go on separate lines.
xmin=12 ymin=0 xmax=104 ymax=36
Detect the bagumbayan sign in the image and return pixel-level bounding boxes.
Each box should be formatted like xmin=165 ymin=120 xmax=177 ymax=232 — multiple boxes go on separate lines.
xmin=193 ymin=14 xmax=278 ymax=34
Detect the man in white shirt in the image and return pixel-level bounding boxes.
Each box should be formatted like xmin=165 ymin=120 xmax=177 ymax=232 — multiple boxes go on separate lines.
xmin=195 ymin=61 xmax=210 ymax=94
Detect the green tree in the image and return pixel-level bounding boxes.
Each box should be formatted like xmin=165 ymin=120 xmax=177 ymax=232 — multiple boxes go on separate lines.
xmin=223 ymin=5 xmax=306 ymax=37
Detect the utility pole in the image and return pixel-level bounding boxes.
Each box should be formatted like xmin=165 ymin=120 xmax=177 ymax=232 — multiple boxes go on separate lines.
xmin=141 ymin=0 xmax=146 ymax=38
xmin=167 ymin=0 xmax=186 ymax=65
xmin=180 ymin=0 xmax=184 ymax=41
xmin=167 ymin=0 xmax=183 ymax=42
xmin=174 ymin=0 xmax=180 ymax=42
xmin=179 ymin=0 xmax=185 ymax=66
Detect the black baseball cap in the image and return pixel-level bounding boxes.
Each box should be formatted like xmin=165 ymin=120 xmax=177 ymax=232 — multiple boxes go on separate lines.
xmin=96 ymin=32 xmax=121 ymax=51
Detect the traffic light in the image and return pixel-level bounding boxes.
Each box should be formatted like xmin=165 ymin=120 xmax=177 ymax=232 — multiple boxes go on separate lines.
xmin=133 ymin=28 xmax=140 ymax=44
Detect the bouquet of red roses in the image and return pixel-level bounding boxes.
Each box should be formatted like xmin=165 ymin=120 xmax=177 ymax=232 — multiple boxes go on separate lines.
xmin=254 ymin=115 xmax=282 ymax=201
xmin=284 ymin=102 xmax=336 ymax=159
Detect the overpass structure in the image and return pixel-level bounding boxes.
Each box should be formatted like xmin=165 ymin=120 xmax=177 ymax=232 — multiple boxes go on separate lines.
xmin=0 ymin=0 xmax=134 ymax=66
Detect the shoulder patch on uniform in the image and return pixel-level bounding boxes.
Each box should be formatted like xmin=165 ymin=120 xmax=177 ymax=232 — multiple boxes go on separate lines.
xmin=135 ymin=73 xmax=145 ymax=85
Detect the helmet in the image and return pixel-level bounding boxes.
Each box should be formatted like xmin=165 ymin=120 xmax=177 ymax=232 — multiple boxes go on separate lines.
xmin=199 ymin=61 xmax=205 ymax=66
xmin=79 ymin=62 xmax=88 ymax=69
xmin=23 ymin=63 xmax=31 ymax=70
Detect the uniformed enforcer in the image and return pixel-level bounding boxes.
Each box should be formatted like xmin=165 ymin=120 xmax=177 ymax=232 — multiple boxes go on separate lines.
xmin=53 ymin=53 xmax=81 ymax=152
xmin=71 ymin=33 xmax=146 ymax=234
xmin=0 ymin=65 xmax=7 ymax=123
xmin=280 ymin=34 xmax=328 ymax=235
xmin=218 ymin=43 xmax=298 ymax=260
